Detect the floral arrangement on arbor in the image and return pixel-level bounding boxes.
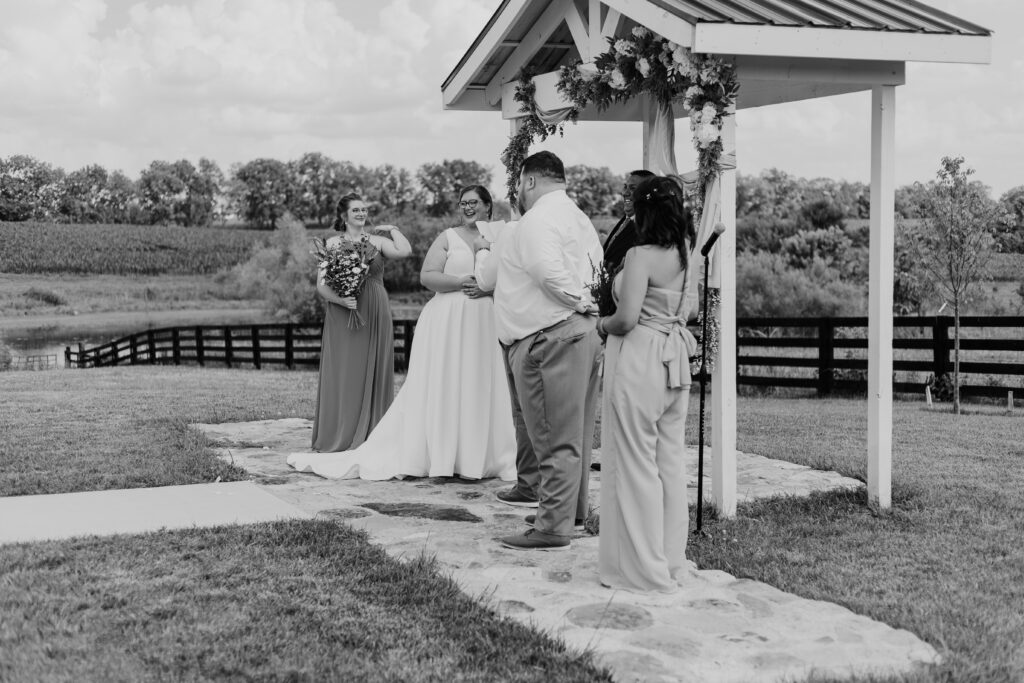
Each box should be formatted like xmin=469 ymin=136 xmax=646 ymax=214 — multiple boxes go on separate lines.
xmin=500 ymin=27 xmax=738 ymax=371
xmin=556 ymin=27 xmax=738 ymax=219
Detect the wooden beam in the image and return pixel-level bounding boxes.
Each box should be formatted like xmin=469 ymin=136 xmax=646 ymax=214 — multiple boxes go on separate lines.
xmin=600 ymin=0 xmax=693 ymax=47
xmin=867 ymin=84 xmax=895 ymax=509
xmin=485 ymin=0 xmax=573 ymax=106
xmin=712 ymin=110 xmax=738 ymax=519
xmin=602 ymin=6 xmax=621 ymax=37
xmin=565 ymin=1 xmax=591 ymax=63
xmin=589 ymin=0 xmax=604 ymax=60
xmin=694 ymin=24 xmax=991 ymax=64
xmin=736 ymin=56 xmax=905 ymax=86
xmin=443 ymin=0 xmax=532 ymax=108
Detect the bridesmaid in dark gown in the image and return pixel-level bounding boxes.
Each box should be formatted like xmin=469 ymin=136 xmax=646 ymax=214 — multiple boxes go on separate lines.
xmin=312 ymin=193 xmax=413 ymax=452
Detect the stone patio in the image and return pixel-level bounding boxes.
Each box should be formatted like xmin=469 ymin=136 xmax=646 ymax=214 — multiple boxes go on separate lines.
xmin=195 ymin=418 xmax=938 ymax=683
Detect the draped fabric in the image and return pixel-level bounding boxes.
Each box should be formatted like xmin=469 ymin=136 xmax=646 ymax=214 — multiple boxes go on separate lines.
xmin=644 ymin=100 xmax=678 ymax=177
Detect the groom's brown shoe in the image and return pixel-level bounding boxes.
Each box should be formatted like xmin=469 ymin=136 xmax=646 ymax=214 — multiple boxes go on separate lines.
xmin=500 ymin=529 xmax=569 ymax=551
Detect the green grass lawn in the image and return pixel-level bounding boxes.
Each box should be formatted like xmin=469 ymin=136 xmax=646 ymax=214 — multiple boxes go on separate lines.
xmin=0 ymin=367 xmax=612 ymax=681
xmin=693 ymin=396 xmax=1024 ymax=682
xmin=2 ymin=368 xmax=1023 ymax=681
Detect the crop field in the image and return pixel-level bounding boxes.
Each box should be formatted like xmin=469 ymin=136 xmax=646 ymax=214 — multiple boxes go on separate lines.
xmin=0 ymin=222 xmax=267 ymax=275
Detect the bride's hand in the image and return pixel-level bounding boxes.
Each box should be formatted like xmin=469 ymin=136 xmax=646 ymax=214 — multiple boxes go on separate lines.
xmin=372 ymin=224 xmax=398 ymax=234
xmin=339 ymin=296 xmax=357 ymax=310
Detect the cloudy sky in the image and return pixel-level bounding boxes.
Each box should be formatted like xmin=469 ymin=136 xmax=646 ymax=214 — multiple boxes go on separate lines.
xmin=0 ymin=0 xmax=1019 ymax=197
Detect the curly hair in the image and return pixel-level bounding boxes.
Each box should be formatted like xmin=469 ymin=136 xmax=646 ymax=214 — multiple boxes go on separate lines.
xmin=331 ymin=192 xmax=363 ymax=231
xmin=632 ymin=176 xmax=695 ymax=269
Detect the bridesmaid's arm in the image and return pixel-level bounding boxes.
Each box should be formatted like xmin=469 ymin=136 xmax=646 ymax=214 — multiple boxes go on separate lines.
xmin=599 ymin=247 xmax=647 ymax=336
xmin=373 ymin=225 xmax=413 ymax=259
xmin=420 ymin=232 xmax=473 ymax=293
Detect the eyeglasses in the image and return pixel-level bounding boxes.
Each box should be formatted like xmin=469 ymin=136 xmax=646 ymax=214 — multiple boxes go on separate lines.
xmin=458 ymin=200 xmax=480 ymax=208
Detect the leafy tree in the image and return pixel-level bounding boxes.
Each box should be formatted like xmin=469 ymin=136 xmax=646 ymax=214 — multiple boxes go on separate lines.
xmin=138 ymin=160 xmax=187 ymax=225
xmin=796 ymin=198 xmax=846 ymax=232
xmin=736 ymin=251 xmax=864 ymax=318
xmin=59 ymin=164 xmax=111 ymax=223
xmin=366 ymin=164 xmax=417 ymax=214
xmin=735 ymin=215 xmax=799 ymax=254
xmin=230 ymin=158 xmax=295 ymax=229
xmin=780 ymin=226 xmax=853 ymax=271
xmin=909 ymin=156 xmax=999 ymax=414
xmin=290 ymin=152 xmax=341 ymax=227
xmin=994 ymin=186 xmax=1024 ymax=253
xmin=565 ymin=165 xmax=618 ymax=216
xmin=0 ymin=155 xmax=64 ymax=221
xmin=736 ymin=168 xmax=804 ymax=221
xmin=416 ymin=159 xmax=491 ymax=217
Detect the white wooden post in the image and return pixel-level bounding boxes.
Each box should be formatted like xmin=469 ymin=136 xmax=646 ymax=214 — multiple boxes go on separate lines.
xmin=868 ymin=85 xmax=895 ymax=509
xmin=711 ymin=111 xmax=738 ymax=518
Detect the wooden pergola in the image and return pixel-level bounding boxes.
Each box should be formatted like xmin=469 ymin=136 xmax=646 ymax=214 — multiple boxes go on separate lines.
xmin=442 ymin=0 xmax=991 ymax=515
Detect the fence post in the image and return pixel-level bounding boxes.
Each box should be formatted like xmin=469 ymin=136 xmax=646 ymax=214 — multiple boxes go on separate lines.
xmin=817 ymin=318 xmax=835 ymax=397
xmin=147 ymin=330 xmax=156 ymax=364
xmin=129 ymin=335 xmax=138 ymax=365
xmin=195 ymin=326 xmax=205 ymax=366
xmin=285 ymin=325 xmax=294 ymax=369
xmin=172 ymin=328 xmax=181 ymax=365
xmin=933 ymin=316 xmax=951 ymax=378
xmin=252 ymin=325 xmax=261 ymax=370
xmin=64 ymin=346 xmax=72 ymax=369
xmin=224 ymin=327 xmax=233 ymax=368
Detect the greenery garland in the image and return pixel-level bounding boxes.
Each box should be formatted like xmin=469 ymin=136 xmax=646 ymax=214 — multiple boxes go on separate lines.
xmin=499 ymin=70 xmax=575 ymax=206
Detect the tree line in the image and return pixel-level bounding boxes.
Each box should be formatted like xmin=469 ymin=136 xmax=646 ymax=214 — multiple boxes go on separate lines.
xmin=0 ymin=153 xmax=631 ymax=228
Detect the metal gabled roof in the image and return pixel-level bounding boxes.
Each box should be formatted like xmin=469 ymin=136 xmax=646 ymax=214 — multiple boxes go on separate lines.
xmin=643 ymin=0 xmax=990 ymax=35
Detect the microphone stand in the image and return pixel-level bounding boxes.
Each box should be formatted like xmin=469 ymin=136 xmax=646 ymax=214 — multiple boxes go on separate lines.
xmin=694 ymin=252 xmax=711 ymax=538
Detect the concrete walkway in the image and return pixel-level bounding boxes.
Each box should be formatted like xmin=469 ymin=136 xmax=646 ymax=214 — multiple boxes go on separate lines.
xmin=191 ymin=418 xmax=937 ymax=683
xmin=0 ymin=481 xmax=312 ymax=544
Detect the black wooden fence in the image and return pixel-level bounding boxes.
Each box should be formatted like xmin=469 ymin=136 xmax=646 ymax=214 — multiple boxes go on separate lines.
xmin=66 ymin=315 xmax=1024 ymax=399
xmin=65 ymin=320 xmax=418 ymax=371
xmin=737 ymin=315 xmax=1024 ymax=398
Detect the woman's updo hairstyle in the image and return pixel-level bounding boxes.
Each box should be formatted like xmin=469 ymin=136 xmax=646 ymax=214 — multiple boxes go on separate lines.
xmin=331 ymin=192 xmax=363 ymax=231
xmin=631 ymin=176 xmax=696 ymax=268
xmin=458 ymin=184 xmax=494 ymax=219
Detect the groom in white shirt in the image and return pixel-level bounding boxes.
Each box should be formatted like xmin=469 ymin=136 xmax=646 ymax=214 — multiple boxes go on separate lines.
xmin=475 ymin=151 xmax=603 ymax=551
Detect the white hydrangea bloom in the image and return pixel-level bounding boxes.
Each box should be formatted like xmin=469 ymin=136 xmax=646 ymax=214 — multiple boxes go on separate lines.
xmin=696 ymin=121 xmax=721 ymax=148
xmin=636 ymin=57 xmax=651 ymax=78
xmin=632 ymin=26 xmax=649 ymax=39
xmin=702 ymin=102 xmax=718 ymax=121
xmin=609 ymin=68 xmax=628 ymax=90
xmin=615 ymin=39 xmax=636 ymax=56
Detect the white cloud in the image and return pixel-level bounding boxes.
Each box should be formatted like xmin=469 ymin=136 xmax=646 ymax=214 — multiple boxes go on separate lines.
xmin=0 ymin=0 xmax=1021 ymax=198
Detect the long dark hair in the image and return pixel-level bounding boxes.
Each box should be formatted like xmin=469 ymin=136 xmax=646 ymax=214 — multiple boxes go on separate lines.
xmin=331 ymin=192 xmax=363 ymax=231
xmin=632 ymin=176 xmax=695 ymax=269
xmin=458 ymin=184 xmax=493 ymax=219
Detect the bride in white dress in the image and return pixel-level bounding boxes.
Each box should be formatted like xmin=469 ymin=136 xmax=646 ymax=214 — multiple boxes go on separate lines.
xmin=288 ymin=185 xmax=516 ymax=481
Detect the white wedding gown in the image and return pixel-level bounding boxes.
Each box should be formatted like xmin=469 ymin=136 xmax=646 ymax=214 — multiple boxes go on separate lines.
xmin=288 ymin=228 xmax=516 ymax=481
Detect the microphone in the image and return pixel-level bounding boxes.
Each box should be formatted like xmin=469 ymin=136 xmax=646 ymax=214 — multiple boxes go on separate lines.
xmin=700 ymin=222 xmax=726 ymax=258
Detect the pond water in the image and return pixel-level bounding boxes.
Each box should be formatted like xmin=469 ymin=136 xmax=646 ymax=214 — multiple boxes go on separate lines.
xmin=2 ymin=327 xmax=138 ymax=369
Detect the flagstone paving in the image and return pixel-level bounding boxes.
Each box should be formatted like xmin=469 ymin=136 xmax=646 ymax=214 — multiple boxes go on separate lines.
xmin=196 ymin=418 xmax=938 ymax=683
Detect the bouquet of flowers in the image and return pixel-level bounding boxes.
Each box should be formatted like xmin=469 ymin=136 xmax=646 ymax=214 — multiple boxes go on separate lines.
xmin=588 ymin=256 xmax=616 ymax=317
xmin=312 ymin=235 xmax=379 ymax=328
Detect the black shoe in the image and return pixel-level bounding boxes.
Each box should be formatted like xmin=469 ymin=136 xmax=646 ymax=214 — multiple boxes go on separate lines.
xmin=496 ymin=487 xmax=539 ymax=508
xmin=525 ymin=514 xmax=585 ymax=531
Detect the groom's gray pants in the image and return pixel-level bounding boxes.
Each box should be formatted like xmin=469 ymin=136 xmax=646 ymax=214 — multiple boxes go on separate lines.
xmin=504 ymin=313 xmax=603 ymax=539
